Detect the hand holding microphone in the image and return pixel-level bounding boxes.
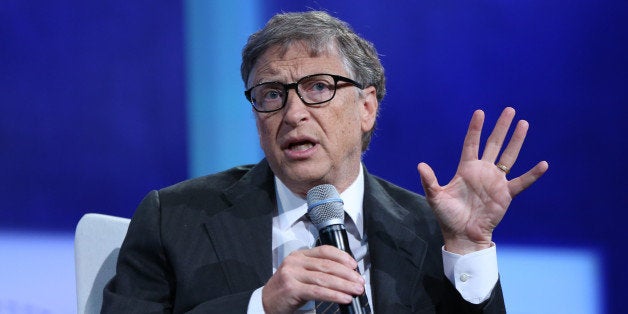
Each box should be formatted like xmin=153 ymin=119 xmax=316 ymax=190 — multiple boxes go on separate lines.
xmin=261 ymin=184 xmax=367 ymax=314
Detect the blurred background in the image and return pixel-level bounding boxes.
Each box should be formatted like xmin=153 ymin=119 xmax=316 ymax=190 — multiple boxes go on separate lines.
xmin=2 ymin=0 xmax=626 ymax=313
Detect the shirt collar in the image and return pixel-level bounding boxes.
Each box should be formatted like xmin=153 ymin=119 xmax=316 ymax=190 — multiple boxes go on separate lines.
xmin=274 ymin=165 xmax=365 ymax=239
xmin=274 ymin=176 xmax=309 ymax=231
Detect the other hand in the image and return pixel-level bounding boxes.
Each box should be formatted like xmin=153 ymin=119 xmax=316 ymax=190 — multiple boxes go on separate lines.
xmin=417 ymin=107 xmax=548 ymax=254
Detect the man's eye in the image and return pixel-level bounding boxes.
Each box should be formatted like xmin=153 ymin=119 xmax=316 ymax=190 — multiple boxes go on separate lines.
xmin=264 ymin=90 xmax=282 ymax=100
xmin=313 ymin=82 xmax=328 ymax=91
xmin=306 ymin=81 xmax=332 ymax=92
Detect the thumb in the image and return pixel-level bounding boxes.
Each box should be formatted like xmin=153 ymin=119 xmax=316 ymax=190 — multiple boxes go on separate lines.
xmin=417 ymin=162 xmax=440 ymax=199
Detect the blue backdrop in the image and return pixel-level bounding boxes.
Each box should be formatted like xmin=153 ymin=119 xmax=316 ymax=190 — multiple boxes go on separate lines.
xmin=2 ymin=1 xmax=626 ymax=312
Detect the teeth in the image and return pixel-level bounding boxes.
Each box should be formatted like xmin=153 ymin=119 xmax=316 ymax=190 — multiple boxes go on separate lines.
xmin=290 ymin=142 xmax=313 ymax=151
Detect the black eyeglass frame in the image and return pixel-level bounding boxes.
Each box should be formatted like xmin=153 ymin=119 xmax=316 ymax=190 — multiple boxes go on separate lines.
xmin=244 ymin=73 xmax=364 ymax=113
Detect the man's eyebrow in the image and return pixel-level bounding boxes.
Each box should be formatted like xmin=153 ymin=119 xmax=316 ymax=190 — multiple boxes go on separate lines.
xmin=251 ymin=71 xmax=283 ymax=85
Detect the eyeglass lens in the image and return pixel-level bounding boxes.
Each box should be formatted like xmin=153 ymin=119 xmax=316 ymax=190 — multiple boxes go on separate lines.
xmin=250 ymin=74 xmax=337 ymax=112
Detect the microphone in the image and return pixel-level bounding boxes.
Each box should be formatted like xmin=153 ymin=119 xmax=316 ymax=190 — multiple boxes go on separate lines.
xmin=306 ymin=184 xmax=369 ymax=314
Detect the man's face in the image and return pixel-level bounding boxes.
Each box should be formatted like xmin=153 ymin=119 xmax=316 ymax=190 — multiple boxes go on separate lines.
xmin=249 ymin=43 xmax=378 ymax=196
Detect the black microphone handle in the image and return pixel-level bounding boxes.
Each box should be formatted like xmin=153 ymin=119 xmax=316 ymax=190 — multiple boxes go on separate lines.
xmin=318 ymin=224 xmax=369 ymax=314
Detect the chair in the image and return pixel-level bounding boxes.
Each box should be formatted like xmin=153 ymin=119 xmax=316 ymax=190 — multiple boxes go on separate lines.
xmin=74 ymin=213 xmax=130 ymax=314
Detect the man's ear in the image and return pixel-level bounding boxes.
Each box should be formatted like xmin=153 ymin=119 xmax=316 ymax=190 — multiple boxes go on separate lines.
xmin=360 ymin=85 xmax=378 ymax=133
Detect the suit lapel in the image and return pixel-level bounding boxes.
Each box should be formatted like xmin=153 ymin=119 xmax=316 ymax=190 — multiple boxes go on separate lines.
xmin=364 ymin=171 xmax=428 ymax=312
xmin=202 ymin=160 xmax=275 ymax=291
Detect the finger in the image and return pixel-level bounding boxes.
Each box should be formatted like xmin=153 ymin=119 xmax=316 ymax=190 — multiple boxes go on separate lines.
xmin=284 ymin=252 xmax=365 ymax=300
xmin=306 ymin=283 xmax=358 ymax=305
xmin=497 ymin=119 xmax=529 ymax=170
xmin=481 ymin=107 xmax=516 ymax=163
xmin=295 ymin=247 xmax=365 ymax=289
xmin=417 ymin=162 xmax=441 ymax=199
xmin=460 ymin=110 xmax=485 ymax=162
xmin=303 ymin=245 xmax=358 ymax=270
xmin=300 ymin=268 xmax=365 ymax=298
xmin=508 ymin=161 xmax=549 ymax=197
xmin=279 ymin=250 xmax=365 ymax=294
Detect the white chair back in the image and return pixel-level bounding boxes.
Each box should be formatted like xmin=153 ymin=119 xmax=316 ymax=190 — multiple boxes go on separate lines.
xmin=74 ymin=213 xmax=130 ymax=314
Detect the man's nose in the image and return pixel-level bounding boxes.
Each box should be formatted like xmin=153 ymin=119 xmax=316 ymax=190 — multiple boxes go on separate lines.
xmin=282 ymin=89 xmax=309 ymax=125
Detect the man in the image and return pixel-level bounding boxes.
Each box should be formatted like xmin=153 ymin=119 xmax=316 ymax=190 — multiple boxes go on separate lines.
xmin=102 ymin=11 xmax=548 ymax=313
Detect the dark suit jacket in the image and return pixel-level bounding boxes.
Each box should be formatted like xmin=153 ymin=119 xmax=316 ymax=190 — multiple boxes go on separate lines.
xmin=102 ymin=159 xmax=505 ymax=313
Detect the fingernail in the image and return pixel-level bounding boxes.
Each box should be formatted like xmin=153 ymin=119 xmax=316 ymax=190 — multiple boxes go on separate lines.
xmin=355 ymin=284 xmax=364 ymax=294
xmin=357 ymin=274 xmax=365 ymax=284
xmin=343 ymin=295 xmax=353 ymax=303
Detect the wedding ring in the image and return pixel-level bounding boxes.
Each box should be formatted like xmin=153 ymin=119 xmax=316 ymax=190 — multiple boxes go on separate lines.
xmin=496 ymin=163 xmax=510 ymax=174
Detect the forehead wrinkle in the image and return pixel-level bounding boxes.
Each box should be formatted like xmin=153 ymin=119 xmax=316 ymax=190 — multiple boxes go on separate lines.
xmin=249 ymin=43 xmax=347 ymax=87
xmin=253 ymin=57 xmax=310 ymax=84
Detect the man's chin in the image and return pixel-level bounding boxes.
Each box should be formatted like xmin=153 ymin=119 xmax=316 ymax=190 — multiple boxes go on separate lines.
xmin=276 ymin=167 xmax=330 ymax=193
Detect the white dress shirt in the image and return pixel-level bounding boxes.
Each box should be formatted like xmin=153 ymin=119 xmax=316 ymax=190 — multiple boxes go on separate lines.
xmin=247 ymin=166 xmax=498 ymax=313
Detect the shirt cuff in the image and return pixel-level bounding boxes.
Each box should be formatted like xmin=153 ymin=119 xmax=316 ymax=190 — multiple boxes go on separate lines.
xmin=247 ymin=287 xmax=265 ymax=313
xmin=442 ymin=243 xmax=498 ymax=304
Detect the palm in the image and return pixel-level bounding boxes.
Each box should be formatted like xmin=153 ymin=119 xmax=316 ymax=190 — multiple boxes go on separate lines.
xmin=429 ymin=160 xmax=511 ymax=243
xmin=418 ymin=108 xmax=548 ymax=253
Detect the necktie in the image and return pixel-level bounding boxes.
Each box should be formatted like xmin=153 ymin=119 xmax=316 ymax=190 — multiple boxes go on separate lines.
xmin=315 ymin=300 xmax=339 ymax=314
xmin=315 ymin=295 xmax=371 ymax=314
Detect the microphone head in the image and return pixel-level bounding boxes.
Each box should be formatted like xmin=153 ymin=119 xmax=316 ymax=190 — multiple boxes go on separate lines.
xmin=306 ymin=184 xmax=345 ymax=230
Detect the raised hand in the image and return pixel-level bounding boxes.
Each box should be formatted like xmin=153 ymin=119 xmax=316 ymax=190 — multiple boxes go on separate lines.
xmin=262 ymin=245 xmax=365 ymax=313
xmin=417 ymin=107 xmax=548 ymax=254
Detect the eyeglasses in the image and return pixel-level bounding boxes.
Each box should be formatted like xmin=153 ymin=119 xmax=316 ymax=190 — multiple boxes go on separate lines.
xmin=244 ymin=73 xmax=364 ymax=113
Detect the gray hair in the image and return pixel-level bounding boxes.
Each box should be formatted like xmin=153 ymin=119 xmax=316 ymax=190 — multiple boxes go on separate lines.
xmin=241 ymin=11 xmax=386 ymax=151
